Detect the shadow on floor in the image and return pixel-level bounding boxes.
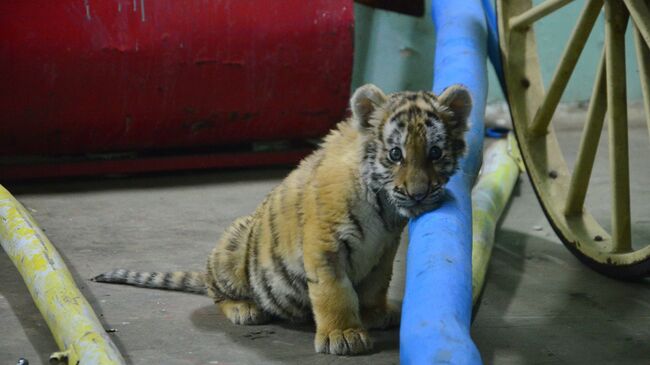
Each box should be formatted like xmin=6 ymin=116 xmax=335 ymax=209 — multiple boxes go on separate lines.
xmin=189 ymin=304 xmax=399 ymax=364
xmin=473 ymin=229 xmax=650 ymax=364
xmin=0 ymin=243 xmax=136 ymax=365
xmin=0 ymin=250 xmax=58 ymax=364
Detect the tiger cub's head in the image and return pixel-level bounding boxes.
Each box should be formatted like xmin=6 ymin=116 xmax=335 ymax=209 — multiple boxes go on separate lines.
xmin=351 ymin=84 xmax=471 ymax=218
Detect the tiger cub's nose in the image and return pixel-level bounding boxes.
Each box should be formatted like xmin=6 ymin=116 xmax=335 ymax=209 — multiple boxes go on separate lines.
xmin=408 ymin=188 xmax=429 ymax=202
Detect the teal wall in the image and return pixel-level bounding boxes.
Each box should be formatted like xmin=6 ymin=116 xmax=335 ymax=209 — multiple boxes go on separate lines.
xmin=353 ymin=1 xmax=643 ymax=103
xmin=352 ymin=2 xmax=435 ymax=94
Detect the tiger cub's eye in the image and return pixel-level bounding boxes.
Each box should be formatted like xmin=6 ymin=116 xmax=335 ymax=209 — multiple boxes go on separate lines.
xmin=429 ymin=146 xmax=442 ymax=160
xmin=388 ymin=147 xmax=403 ymax=162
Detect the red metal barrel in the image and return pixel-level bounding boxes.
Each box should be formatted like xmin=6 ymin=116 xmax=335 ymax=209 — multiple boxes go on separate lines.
xmin=0 ymin=1 xmax=353 ymax=179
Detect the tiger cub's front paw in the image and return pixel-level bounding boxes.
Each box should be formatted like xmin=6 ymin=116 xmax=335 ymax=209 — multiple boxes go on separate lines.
xmin=362 ymin=304 xmax=401 ymax=330
xmin=314 ymin=328 xmax=373 ymax=355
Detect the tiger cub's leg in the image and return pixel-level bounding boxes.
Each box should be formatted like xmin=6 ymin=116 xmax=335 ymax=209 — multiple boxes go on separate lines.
xmin=304 ymin=241 xmax=372 ymax=355
xmin=206 ymin=216 xmax=271 ymax=325
xmin=356 ymin=242 xmax=401 ymax=330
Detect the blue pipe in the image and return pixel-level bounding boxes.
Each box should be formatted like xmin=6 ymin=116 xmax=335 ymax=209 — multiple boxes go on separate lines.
xmin=400 ymin=0 xmax=487 ymax=363
xmin=481 ymin=0 xmax=506 ymax=92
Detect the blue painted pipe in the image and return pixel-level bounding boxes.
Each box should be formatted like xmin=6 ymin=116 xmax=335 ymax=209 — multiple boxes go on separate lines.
xmin=481 ymin=0 xmax=506 ymax=92
xmin=400 ymin=0 xmax=487 ymax=364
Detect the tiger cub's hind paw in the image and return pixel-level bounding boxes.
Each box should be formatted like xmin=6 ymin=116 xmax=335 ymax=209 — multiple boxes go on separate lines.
xmin=362 ymin=304 xmax=401 ymax=330
xmin=219 ymin=300 xmax=270 ymax=325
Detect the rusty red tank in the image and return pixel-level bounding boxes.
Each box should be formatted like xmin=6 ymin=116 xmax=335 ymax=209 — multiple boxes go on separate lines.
xmin=0 ymin=0 xmax=353 ymax=179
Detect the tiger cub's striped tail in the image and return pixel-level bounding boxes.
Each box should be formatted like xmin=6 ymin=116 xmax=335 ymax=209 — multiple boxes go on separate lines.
xmin=91 ymin=269 xmax=207 ymax=295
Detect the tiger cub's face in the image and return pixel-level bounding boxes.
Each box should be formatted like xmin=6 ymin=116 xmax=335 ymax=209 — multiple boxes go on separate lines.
xmin=352 ymin=84 xmax=472 ymax=218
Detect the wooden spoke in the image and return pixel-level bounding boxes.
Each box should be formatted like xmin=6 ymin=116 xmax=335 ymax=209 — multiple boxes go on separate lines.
xmin=510 ymin=0 xmax=575 ymax=31
xmin=605 ymin=0 xmax=631 ymax=253
xmin=528 ymin=0 xmax=603 ymax=137
xmin=565 ymin=50 xmax=607 ymax=216
xmin=623 ymin=0 xmax=650 ymax=49
xmin=633 ymin=28 xmax=650 ymax=142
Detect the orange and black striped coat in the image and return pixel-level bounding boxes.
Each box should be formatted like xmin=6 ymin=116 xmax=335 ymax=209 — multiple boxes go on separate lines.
xmin=93 ymin=83 xmax=472 ymax=355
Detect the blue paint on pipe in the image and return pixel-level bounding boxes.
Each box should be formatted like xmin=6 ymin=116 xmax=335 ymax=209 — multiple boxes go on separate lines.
xmin=400 ymin=0 xmax=487 ymax=364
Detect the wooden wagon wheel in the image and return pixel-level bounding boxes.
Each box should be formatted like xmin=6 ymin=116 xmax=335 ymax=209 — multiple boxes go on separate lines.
xmin=497 ymin=0 xmax=650 ymax=279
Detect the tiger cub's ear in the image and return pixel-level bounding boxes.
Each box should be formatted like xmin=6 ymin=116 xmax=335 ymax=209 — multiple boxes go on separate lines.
xmin=438 ymin=85 xmax=472 ymax=157
xmin=438 ymin=84 xmax=472 ymax=128
xmin=350 ymin=84 xmax=387 ymax=130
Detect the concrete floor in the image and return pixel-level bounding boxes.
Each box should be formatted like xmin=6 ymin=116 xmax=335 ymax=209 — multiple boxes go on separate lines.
xmin=2 ymin=108 xmax=650 ymax=364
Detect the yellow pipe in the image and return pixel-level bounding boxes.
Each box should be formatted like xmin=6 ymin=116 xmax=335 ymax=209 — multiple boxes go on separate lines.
xmin=0 ymin=185 xmax=126 ymax=365
xmin=472 ymin=136 xmax=521 ymax=305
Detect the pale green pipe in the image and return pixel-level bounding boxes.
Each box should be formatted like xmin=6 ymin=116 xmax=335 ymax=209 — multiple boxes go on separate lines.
xmin=0 ymin=185 xmax=126 ymax=365
xmin=472 ymin=136 xmax=521 ymax=305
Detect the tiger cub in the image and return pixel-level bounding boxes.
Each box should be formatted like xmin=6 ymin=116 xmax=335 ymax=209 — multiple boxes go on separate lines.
xmin=93 ymin=84 xmax=471 ymax=355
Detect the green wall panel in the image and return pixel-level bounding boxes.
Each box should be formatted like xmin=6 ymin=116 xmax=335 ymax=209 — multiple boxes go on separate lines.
xmin=353 ymin=1 xmax=643 ymax=103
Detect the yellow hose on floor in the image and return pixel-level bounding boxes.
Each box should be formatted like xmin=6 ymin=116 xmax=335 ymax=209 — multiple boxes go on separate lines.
xmin=0 ymin=185 xmax=126 ymax=365
xmin=472 ymin=135 xmax=521 ymax=305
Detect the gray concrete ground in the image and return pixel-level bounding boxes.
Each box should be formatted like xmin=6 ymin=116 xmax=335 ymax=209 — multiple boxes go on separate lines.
xmin=1 ymin=108 xmax=649 ymax=364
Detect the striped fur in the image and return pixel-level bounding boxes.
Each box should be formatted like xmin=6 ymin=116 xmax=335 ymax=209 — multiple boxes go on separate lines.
xmin=92 ymin=84 xmax=471 ymax=356
xmin=92 ymin=269 xmax=206 ymax=294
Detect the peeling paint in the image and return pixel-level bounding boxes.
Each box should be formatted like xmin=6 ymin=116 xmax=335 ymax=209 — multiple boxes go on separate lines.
xmin=140 ymin=0 xmax=146 ymax=22
xmin=124 ymin=115 xmax=133 ymax=133
xmin=83 ymin=0 xmax=91 ymax=20
xmin=189 ymin=120 xmax=214 ymax=133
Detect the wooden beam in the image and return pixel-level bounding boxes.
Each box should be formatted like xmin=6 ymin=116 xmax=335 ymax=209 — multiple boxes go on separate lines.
xmin=633 ymin=28 xmax=650 ymax=143
xmin=605 ymin=0 xmax=631 ymax=252
xmin=510 ymin=0 xmax=574 ymax=30
xmin=623 ymin=0 xmax=650 ymax=49
xmin=565 ymin=50 xmax=607 ymax=216
xmin=527 ymin=0 xmax=603 ymax=136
